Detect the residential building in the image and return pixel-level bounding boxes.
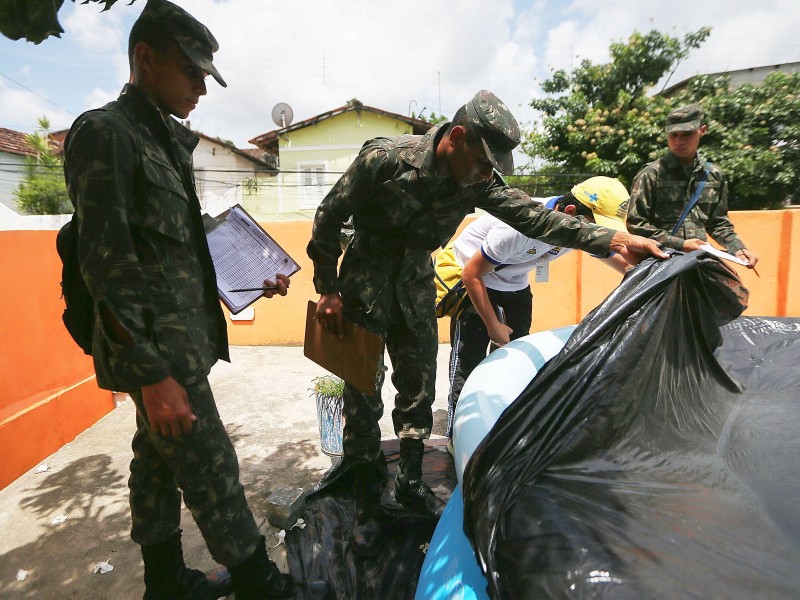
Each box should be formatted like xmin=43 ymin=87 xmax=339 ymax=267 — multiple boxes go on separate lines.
xmin=660 ymin=61 xmax=800 ymax=97
xmin=0 ymin=124 xmax=275 ymax=227
xmin=190 ymin=131 xmax=277 ymax=217
xmin=0 ymin=126 xmax=62 ymax=214
xmin=245 ymin=99 xmax=430 ymax=220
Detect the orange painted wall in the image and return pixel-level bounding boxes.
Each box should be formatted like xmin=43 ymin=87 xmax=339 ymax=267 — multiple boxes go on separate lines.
xmin=228 ymin=210 xmax=798 ymax=345
xmin=0 ymin=230 xmax=114 ymax=490
xmin=1 ymin=209 xmax=796 ymax=488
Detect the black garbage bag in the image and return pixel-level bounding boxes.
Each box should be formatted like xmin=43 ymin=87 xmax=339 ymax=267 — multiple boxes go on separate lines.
xmin=462 ymin=250 xmax=800 ymax=599
xmin=285 ymin=439 xmax=456 ymax=600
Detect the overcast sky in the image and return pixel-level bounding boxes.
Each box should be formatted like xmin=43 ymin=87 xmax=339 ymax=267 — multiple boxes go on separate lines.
xmin=1 ymin=0 xmax=798 ymax=154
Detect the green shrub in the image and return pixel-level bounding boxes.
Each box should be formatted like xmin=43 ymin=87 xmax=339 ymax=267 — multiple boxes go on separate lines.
xmin=311 ymin=375 xmax=344 ymax=398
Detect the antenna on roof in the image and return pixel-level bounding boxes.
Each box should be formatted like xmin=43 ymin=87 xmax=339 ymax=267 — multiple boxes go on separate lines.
xmin=271 ymin=103 xmax=294 ymax=129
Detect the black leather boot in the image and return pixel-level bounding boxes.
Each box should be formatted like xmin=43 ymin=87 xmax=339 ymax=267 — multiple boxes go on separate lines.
xmin=141 ymin=530 xmax=232 ymax=600
xmin=228 ymin=535 xmax=294 ymax=599
xmin=394 ymin=439 xmax=446 ymax=518
xmin=351 ymin=457 xmax=388 ymax=557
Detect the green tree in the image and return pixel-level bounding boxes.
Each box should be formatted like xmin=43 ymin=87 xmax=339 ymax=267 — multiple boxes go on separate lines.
xmin=0 ymin=0 xmax=128 ymax=44
xmin=414 ymin=108 xmax=449 ymax=125
xmin=525 ymin=26 xmax=800 ymax=209
xmin=14 ymin=117 xmax=71 ymax=215
xmin=524 ymin=28 xmax=711 ymax=184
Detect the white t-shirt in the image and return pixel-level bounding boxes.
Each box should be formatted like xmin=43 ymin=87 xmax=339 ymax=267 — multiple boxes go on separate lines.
xmin=452 ymin=199 xmax=572 ymax=292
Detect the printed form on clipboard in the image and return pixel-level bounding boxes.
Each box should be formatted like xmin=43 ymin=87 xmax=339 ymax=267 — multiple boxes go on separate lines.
xmin=204 ymin=204 xmax=300 ymax=314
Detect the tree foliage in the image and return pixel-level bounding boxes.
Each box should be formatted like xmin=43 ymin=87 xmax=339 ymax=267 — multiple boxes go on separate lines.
xmin=524 ymin=28 xmax=710 ymax=185
xmin=0 ymin=0 xmax=128 ymax=44
xmin=524 ymin=26 xmax=799 ymax=209
xmin=677 ymin=72 xmax=800 ymax=209
xmin=14 ymin=117 xmax=72 ymax=215
xmin=415 ymin=110 xmax=449 ymax=125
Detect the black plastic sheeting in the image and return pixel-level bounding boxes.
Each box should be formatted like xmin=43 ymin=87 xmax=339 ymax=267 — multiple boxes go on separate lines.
xmin=462 ymin=250 xmax=800 ymax=599
xmin=285 ymin=439 xmax=457 ymax=599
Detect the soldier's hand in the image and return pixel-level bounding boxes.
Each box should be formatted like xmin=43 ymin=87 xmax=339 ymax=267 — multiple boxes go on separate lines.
xmin=317 ymin=293 xmax=344 ymax=338
xmin=610 ymin=232 xmax=669 ymax=266
xmin=262 ymin=273 xmax=290 ymax=298
xmin=736 ymin=248 xmax=759 ymax=269
xmin=141 ymin=376 xmax=196 ymax=436
xmin=681 ymin=238 xmax=706 ymax=252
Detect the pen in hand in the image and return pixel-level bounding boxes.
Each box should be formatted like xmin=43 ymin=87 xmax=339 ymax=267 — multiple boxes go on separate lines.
xmin=228 ymin=286 xmax=278 ymax=293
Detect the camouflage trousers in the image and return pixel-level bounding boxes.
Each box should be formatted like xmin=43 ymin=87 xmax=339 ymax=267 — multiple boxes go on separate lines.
xmin=343 ymin=315 xmax=439 ymax=464
xmin=129 ymin=376 xmax=260 ymax=566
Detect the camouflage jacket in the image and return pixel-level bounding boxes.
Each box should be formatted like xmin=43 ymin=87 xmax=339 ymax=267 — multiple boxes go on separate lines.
xmin=627 ymin=151 xmax=745 ymax=254
xmin=64 ymin=84 xmax=228 ymax=392
xmin=306 ymin=122 xmax=615 ymax=330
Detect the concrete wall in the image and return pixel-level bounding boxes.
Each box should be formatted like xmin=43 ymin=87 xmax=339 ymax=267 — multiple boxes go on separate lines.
xmin=223 ymin=210 xmax=798 ymax=344
xmin=0 ymin=230 xmax=113 ymax=490
xmin=1 ymin=209 xmax=797 ymax=489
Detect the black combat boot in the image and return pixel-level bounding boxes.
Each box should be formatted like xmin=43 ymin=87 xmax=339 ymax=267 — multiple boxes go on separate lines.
xmin=228 ymin=535 xmax=295 ymax=599
xmin=394 ymin=439 xmax=446 ymax=518
xmin=351 ymin=457 xmax=388 ymax=557
xmin=141 ymin=530 xmax=232 ymax=600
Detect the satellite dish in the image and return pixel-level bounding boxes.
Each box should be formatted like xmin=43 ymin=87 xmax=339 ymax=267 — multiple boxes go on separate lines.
xmin=271 ymin=102 xmax=294 ymax=128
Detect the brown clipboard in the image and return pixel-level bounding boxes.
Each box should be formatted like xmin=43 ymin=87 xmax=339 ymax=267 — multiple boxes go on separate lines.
xmin=303 ymin=300 xmax=384 ymax=395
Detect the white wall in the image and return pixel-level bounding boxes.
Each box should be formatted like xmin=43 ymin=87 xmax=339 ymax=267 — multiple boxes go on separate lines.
xmin=0 ymin=152 xmax=26 ymax=212
xmin=0 ymin=203 xmax=70 ymax=231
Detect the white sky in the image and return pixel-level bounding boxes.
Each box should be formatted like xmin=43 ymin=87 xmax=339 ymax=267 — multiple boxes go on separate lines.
xmin=0 ymin=0 xmax=798 ymax=154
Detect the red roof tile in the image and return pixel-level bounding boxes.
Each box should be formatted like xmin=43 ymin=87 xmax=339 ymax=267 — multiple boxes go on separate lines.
xmin=0 ymin=127 xmax=63 ymax=157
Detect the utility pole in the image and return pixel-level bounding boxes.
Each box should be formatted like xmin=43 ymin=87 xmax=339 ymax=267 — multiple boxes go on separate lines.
xmin=438 ymin=71 xmax=441 ymax=115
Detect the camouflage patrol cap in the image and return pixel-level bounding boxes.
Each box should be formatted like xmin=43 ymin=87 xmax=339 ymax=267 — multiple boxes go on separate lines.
xmin=136 ymin=0 xmax=226 ymax=87
xmin=464 ymin=90 xmax=520 ymax=175
xmin=665 ymin=103 xmax=704 ymax=133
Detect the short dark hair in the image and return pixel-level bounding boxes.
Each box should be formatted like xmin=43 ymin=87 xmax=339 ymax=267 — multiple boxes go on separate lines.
xmin=448 ymin=106 xmax=482 ymax=146
xmin=128 ymin=16 xmax=176 ymax=71
xmin=558 ymin=191 xmax=594 ymax=219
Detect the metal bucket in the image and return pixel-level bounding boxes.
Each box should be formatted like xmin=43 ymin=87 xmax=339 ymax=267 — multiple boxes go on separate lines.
xmin=315 ymin=392 xmax=344 ymax=456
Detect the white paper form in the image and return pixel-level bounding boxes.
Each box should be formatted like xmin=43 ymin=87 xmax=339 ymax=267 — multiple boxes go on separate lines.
xmin=698 ymin=243 xmax=749 ymax=266
xmin=206 ymin=205 xmax=300 ymax=313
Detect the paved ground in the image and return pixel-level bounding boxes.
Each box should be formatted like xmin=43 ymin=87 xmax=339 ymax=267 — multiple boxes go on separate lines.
xmin=0 ymin=345 xmax=454 ymax=599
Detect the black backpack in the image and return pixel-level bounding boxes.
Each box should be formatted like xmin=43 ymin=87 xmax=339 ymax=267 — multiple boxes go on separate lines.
xmin=56 ymin=218 xmax=94 ymax=355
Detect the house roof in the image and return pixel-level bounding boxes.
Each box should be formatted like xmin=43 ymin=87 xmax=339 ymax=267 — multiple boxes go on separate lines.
xmin=193 ymin=130 xmax=277 ymax=172
xmin=247 ymin=100 xmax=432 ymax=153
xmin=0 ymin=127 xmax=47 ymax=157
xmin=659 ymin=60 xmax=800 ymax=97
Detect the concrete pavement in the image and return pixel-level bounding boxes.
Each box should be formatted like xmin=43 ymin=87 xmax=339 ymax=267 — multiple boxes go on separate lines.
xmin=0 ymin=344 xmax=454 ymax=599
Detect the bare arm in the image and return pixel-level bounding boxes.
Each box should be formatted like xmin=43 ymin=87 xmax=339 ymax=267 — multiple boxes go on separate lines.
xmin=462 ymin=251 xmax=513 ymax=347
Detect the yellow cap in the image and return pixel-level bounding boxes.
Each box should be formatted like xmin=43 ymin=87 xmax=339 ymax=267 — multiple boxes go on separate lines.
xmin=570 ymin=176 xmax=629 ymax=232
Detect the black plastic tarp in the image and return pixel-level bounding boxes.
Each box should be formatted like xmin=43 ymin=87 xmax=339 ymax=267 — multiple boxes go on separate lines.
xmin=462 ymin=250 xmax=800 ymax=599
xmin=285 ymin=439 xmax=456 ymax=599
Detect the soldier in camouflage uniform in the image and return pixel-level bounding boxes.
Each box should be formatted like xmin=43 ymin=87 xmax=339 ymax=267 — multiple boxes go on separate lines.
xmin=63 ymin=1 xmax=294 ymax=598
xmin=627 ymin=103 xmax=759 ymax=268
xmin=307 ymin=90 xmax=668 ymax=556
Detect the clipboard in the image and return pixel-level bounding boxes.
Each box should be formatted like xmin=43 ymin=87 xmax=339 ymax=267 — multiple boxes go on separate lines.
xmin=204 ymin=204 xmax=301 ymax=314
xmin=303 ymin=300 xmax=384 ymax=395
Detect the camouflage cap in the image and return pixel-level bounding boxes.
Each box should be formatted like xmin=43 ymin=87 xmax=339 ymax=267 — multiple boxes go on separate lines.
xmin=571 ymin=176 xmax=629 ymax=232
xmin=464 ymin=90 xmax=520 ymax=175
xmin=665 ymin=103 xmax=704 ymax=133
xmin=136 ymin=0 xmax=226 ymax=87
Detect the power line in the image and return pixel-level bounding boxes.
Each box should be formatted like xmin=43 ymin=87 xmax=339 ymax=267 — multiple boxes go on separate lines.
xmin=0 ymin=71 xmax=77 ymax=117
